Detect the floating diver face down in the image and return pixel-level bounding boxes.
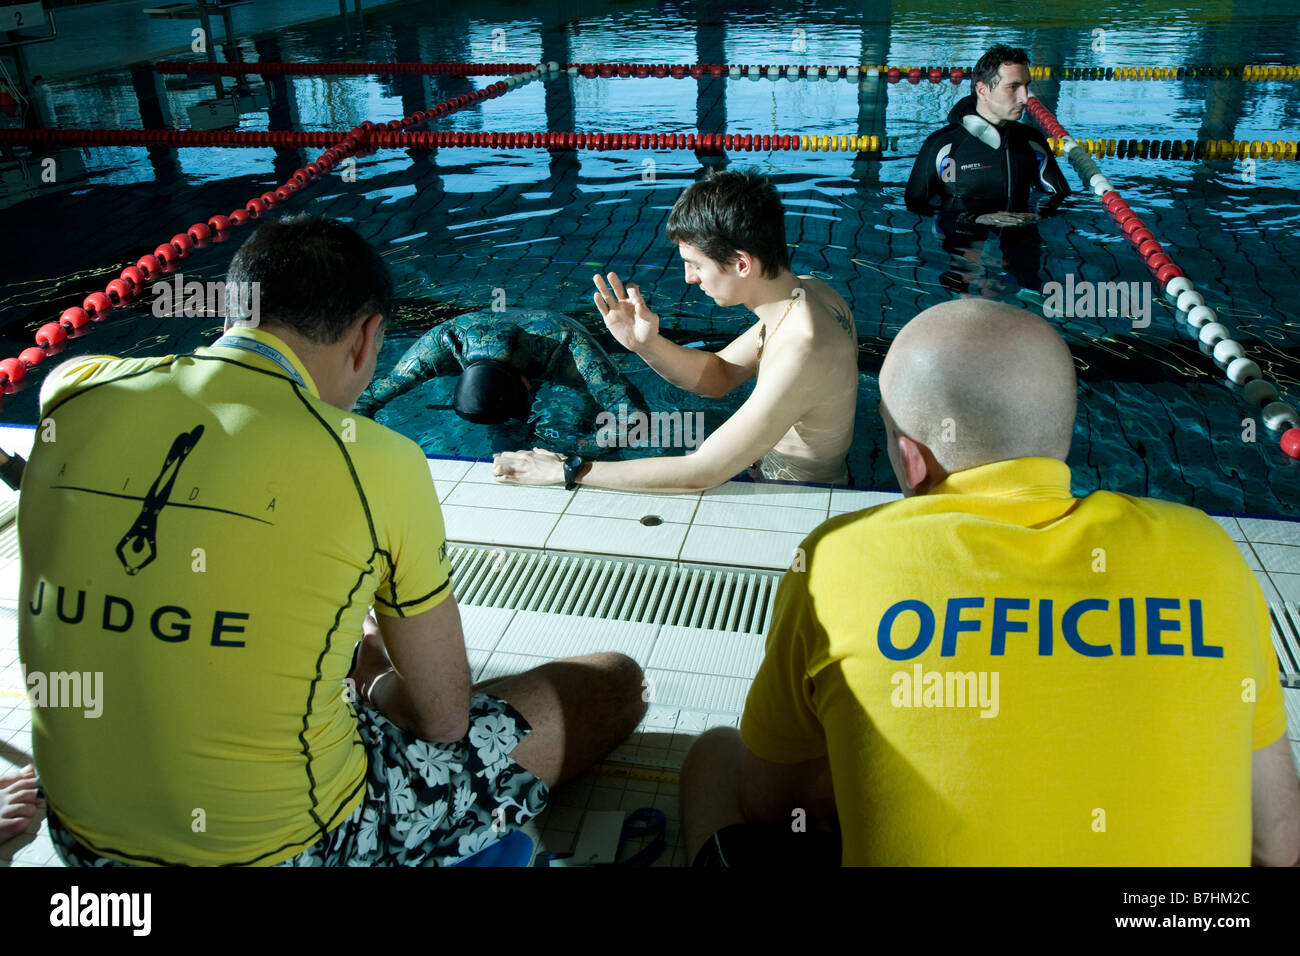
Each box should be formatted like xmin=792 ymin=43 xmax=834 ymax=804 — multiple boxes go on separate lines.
xmin=454 ymin=359 xmax=532 ymax=424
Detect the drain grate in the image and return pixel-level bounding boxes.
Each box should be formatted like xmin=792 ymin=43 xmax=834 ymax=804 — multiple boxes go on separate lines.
xmin=1269 ymin=602 xmax=1300 ymax=689
xmin=449 ymin=544 xmax=781 ymax=635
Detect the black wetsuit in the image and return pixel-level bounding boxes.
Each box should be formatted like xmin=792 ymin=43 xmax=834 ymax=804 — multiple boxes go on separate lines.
xmin=355 ymin=308 xmax=648 ymax=459
xmin=906 ymin=95 xmax=1071 ymax=291
xmin=906 ymin=94 xmax=1071 ymax=214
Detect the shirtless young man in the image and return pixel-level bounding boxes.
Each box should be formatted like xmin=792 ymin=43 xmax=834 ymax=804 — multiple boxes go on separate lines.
xmin=492 ymin=169 xmax=859 ymax=493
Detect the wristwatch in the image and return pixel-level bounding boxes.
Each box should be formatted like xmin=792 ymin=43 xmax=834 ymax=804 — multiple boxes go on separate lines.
xmin=561 ymin=454 xmax=586 ymax=491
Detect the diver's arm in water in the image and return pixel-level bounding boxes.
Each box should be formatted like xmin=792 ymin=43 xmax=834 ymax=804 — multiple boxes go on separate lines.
xmin=538 ymin=327 xmax=655 ymax=457
xmin=1030 ymin=189 xmax=1067 ymax=217
xmin=493 ymin=328 xmax=816 ymax=494
xmin=545 ymin=322 xmax=650 ymax=422
xmin=594 ymin=272 xmax=754 ymax=398
xmin=355 ymin=326 xmax=459 ymax=415
xmin=905 ymin=131 xmax=947 ymax=214
xmin=1027 ymin=128 xmax=1071 ymax=214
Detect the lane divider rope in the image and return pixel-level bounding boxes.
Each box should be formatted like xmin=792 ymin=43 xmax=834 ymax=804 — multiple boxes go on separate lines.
xmin=7 ymin=127 xmax=1298 ymax=163
xmin=1048 ymin=137 xmax=1299 ymax=161
xmin=152 ymin=60 xmax=541 ymax=76
xmin=0 ymin=128 xmax=897 ymax=152
xmin=1025 ymin=96 xmax=1300 ymax=461
xmin=0 ymin=68 xmax=546 ymax=391
xmin=148 ymin=61 xmax=1300 ymax=82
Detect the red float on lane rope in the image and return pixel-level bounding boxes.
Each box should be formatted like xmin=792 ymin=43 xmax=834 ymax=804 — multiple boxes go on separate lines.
xmin=83 ymin=291 xmax=113 ymax=319
xmin=119 ymin=266 xmax=146 ymax=292
xmin=1281 ymin=428 xmax=1300 ymax=460
xmin=105 ymin=278 xmax=135 ymax=305
xmin=60 ymin=307 xmax=90 ymax=329
xmin=35 ymin=323 xmax=67 ymax=348
xmin=0 ymin=357 xmax=26 ymax=385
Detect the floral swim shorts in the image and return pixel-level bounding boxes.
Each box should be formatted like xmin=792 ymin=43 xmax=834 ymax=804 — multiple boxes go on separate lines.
xmin=48 ymin=693 xmax=550 ymax=867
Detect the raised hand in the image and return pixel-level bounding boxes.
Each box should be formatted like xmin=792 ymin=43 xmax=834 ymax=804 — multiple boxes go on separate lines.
xmin=593 ymin=272 xmax=659 ymax=353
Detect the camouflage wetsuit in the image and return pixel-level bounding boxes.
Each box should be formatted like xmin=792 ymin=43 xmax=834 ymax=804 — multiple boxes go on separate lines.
xmin=356 ymin=308 xmax=648 ymax=459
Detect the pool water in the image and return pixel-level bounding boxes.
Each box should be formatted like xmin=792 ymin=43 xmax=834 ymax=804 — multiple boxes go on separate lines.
xmin=1 ymin=0 xmax=1297 ymax=515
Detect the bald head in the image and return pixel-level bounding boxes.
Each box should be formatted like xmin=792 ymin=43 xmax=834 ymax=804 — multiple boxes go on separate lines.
xmin=879 ymin=300 xmax=1077 ymax=479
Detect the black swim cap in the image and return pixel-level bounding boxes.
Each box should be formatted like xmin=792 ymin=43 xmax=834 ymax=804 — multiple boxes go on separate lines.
xmin=454 ymin=359 xmax=530 ymax=424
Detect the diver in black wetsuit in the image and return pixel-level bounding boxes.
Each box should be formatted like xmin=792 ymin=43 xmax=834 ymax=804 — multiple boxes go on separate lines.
xmin=905 ymin=45 xmax=1071 ymax=292
xmin=355 ymin=307 xmax=648 ymax=459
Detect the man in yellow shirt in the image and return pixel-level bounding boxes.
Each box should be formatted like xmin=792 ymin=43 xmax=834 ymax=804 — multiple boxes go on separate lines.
xmin=681 ymin=298 xmax=1300 ymax=866
xmin=19 ymin=214 xmax=645 ymax=866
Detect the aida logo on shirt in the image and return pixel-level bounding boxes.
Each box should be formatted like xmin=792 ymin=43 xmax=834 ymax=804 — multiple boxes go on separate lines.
xmin=34 ymin=424 xmax=260 ymax=646
xmin=45 ymin=424 xmax=273 ymax=578
xmin=115 ymin=425 xmax=205 ymax=574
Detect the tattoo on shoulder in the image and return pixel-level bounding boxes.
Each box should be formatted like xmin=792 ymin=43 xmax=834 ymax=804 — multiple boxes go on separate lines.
xmin=830 ymin=304 xmax=854 ymax=338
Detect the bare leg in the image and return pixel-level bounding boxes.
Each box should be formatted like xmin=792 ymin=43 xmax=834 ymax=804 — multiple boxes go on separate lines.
xmin=0 ymin=765 xmax=40 ymax=844
xmin=680 ymin=727 xmax=746 ymax=862
xmin=475 ymin=652 xmax=646 ymax=789
xmin=348 ymin=614 xmax=646 ymax=790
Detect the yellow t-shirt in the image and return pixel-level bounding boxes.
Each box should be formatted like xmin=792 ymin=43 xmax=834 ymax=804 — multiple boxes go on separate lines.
xmin=741 ymin=457 xmax=1287 ymax=865
xmin=18 ymin=327 xmax=453 ymax=866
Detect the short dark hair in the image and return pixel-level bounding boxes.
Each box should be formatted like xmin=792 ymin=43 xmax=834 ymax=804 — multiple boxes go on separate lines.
xmin=972 ymin=45 xmax=1031 ymax=93
xmin=225 ymin=214 xmax=393 ymax=344
xmin=665 ymin=169 xmax=790 ymax=279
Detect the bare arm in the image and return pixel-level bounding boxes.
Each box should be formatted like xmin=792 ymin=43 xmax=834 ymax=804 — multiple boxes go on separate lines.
xmin=1252 ymin=734 xmax=1300 ymax=866
xmin=368 ymin=595 xmax=472 ymax=743
xmin=493 ymin=332 xmax=816 ymax=493
xmin=594 ymin=272 xmax=755 ymax=399
xmin=633 ymin=326 xmax=758 ymax=399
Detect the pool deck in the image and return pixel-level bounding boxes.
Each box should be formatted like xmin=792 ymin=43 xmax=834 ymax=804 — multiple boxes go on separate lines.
xmin=1 ymin=421 xmax=1298 ymax=867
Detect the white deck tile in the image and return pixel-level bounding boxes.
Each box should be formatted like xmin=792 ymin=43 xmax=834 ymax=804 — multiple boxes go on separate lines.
xmin=1235 ymin=518 xmax=1300 ymax=547
xmin=1270 ymin=573 xmax=1300 ymax=604
xmin=648 ymin=626 xmax=765 ymax=679
xmin=546 ymin=514 xmax=688 ymax=561
xmin=701 ymin=479 xmax=831 ymax=512
xmin=1210 ymin=515 xmax=1245 ymax=542
xmin=679 ymin=524 xmax=804 ymax=570
xmin=566 ymin=489 xmax=699 ymax=524
xmin=692 ymin=499 xmax=828 ymax=535
xmin=1253 ymin=544 xmax=1300 ymax=576
xmin=443 ymin=481 xmax=574 ymax=513
xmin=495 ymin=612 xmax=658 ymax=661
xmin=441 ymin=504 xmax=559 ymax=549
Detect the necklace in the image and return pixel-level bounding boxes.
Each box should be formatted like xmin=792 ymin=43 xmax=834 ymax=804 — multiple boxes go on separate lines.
xmin=756 ymin=288 xmax=802 ymax=362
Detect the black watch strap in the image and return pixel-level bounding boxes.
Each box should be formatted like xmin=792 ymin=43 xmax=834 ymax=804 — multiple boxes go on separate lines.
xmin=0 ymin=453 xmax=25 ymax=491
xmin=563 ymin=454 xmax=585 ymax=491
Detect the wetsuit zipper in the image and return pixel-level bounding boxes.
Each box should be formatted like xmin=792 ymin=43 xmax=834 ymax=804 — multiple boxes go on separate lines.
xmin=1005 ymin=143 xmax=1012 ymax=208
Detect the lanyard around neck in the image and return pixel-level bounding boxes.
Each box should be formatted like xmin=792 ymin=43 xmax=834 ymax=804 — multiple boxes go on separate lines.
xmin=212 ymin=334 xmax=306 ymax=387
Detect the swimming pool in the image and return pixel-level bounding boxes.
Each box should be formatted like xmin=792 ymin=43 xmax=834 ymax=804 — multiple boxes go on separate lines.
xmin=2 ymin=0 xmax=1297 ymax=516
